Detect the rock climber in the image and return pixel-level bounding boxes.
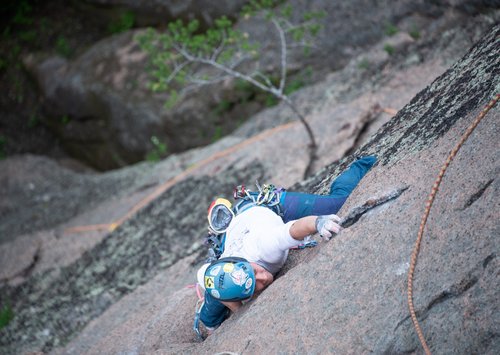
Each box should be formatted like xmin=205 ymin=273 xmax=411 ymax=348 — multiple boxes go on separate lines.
xmin=195 ymin=156 xmax=376 ymax=334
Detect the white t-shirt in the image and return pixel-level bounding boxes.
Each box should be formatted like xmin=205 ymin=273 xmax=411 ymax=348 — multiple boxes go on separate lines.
xmin=220 ymin=206 xmax=302 ymax=275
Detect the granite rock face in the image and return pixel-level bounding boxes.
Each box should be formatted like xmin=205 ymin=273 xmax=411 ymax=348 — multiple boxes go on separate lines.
xmin=71 ymin=24 xmax=499 ymax=354
xmin=0 ymin=162 xmax=266 ymax=354
xmin=197 ymin=25 xmax=500 ymax=354
xmin=0 ymin=11 xmax=498 ymax=355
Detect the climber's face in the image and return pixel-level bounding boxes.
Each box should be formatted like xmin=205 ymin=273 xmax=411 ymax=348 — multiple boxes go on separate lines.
xmin=250 ymin=262 xmax=274 ymax=293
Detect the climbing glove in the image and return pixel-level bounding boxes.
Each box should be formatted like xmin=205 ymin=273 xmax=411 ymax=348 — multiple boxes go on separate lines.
xmin=315 ymin=214 xmax=342 ymax=240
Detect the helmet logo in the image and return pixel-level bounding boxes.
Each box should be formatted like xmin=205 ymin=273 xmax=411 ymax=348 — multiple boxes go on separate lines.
xmin=211 ymin=289 xmax=220 ymax=298
xmin=209 ymin=265 xmax=221 ymax=276
xmin=223 ymin=263 xmax=234 ymax=273
xmin=245 ymin=278 xmax=253 ymax=289
xmin=230 ymin=269 xmax=248 ymax=286
xmin=205 ymin=276 xmax=215 ymax=289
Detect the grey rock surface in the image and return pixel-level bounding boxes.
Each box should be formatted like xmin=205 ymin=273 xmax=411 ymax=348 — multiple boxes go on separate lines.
xmin=0 ymin=154 xmax=148 ymax=243
xmin=69 ymin=24 xmax=499 ymax=354
xmin=0 ymin=162 xmax=266 ymax=354
xmin=193 ymin=24 xmax=499 ymax=355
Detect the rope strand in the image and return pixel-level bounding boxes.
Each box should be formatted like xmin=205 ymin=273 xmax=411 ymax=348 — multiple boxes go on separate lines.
xmin=407 ymin=93 xmax=499 ymax=355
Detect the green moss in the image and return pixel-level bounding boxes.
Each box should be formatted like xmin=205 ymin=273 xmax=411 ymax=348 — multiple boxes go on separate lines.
xmin=0 ymin=304 xmax=14 ymax=329
xmin=146 ymin=135 xmax=168 ymax=162
xmin=358 ymin=58 xmax=370 ymax=70
xmin=409 ymin=28 xmax=421 ymax=40
xmin=212 ymin=126 xmax=223 ymax=142
xmin=384 ymin=44 xmax=395 ymax=55
xmin=384 ymin=22 xmax=399 ymax=36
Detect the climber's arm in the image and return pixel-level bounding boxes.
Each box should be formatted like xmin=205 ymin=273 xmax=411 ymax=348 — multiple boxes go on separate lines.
xmin=289 ymin=215 xmax=341 ymax=241
xmin=289 ymin=216 xmax=318 ymax=240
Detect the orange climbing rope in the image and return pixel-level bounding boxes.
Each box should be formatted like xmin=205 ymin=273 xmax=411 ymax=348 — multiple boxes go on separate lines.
xmin=407 ymin=93 xmax=499 ymax=355
xmin=65 ymin=121 xmax=299 ymax=234
xmin=65 ymin=105 xmax=398 ymax=235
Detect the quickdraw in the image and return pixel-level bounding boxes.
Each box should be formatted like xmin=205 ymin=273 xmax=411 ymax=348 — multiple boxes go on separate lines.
xmin=233 ymin=181 xmax=284 ymax=216
xmin=290 ymin=235 xmax=318 ymax=249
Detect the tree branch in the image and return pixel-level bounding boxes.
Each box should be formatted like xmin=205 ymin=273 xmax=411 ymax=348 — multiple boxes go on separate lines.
xmin=272 ymin=18 xmax=287 ymax=94
xmin=164 ymin=61 xmax=190 ymax=85
xmin=210 ymin=31 xmax=228 ymax=62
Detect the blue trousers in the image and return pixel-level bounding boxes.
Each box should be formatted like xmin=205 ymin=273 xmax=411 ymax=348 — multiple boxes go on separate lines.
xmin=280 ymin=156 xmax=376 ymax=222
xmin=199 ymin=156 xmax=376 ymax=328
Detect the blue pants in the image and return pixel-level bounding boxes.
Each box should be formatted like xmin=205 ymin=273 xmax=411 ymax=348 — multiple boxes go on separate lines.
xmin=280 ymin=155 xmax=376 ymax=222
xmin=200 ymin=156 xmax=376 ymax=328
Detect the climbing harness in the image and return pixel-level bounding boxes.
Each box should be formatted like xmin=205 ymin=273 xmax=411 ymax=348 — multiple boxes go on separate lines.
xmin=407 ymin=93 xmax=499 ymax=355
xmin=204 ymin=182 xmax=286 ymax=263
xmin=233 ymin=181 xmax=284 ymax=216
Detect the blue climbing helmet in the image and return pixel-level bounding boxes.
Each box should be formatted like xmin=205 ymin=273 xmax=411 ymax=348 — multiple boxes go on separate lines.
xmin=203 ymin=257 xmax=256 ymax=301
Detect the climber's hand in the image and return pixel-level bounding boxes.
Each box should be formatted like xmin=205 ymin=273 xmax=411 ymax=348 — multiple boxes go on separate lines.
xmin=315 ymin=214 xmax=341 ymax=240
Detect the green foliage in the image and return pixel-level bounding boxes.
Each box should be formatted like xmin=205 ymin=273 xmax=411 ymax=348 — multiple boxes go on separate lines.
xmin=214 ymin=100 xmax=232 ymax=115
xmin=0 ymin=304 xmax=14 ymax=329
xmin=265 ymin=94 xmax=279 ymax=107
xmin=28 ymin=114 xmax=39 ymax=128
xmin=61 ymin=115 xmax=71 ymax=125
xmin=56 ymin=36 xmax=71 ymax=57
xmin=0 ymin=135 xmax=7 ymax=159
xmin=137 ymin=0 xmax=325 ymax=130
xmin=146 ymin=136 xmax=168 ymax=162
xmin=164 ymin=90 xmax=179 ymax=109
xmin=235 ymin=78 xmax=256 ymax=94
xmin=383 ymin=44 xmax=395 ymax=55
xmin=212 ymin=126 xmax=224 ymax=142
xmin=358 ymin=58 xmax=370 ymax=70
xmin=12 ymin=0 xmax=33 ymax=25
xmin=39 ymin=17 xmax=49 ymax=35
xmin=384 ymin=22 xmax=398 ymax=36
xmin=283 ymin=66 xmax=312 ymax=95
xmin=409 ymin=27 xmax=421 ymax=40
xmin=18 ymin=29 xmax=36 ymax=43
xmin=108 ymin=11 xmax=135 ymax=34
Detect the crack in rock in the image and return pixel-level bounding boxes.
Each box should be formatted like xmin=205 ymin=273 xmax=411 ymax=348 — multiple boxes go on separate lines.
xmin=460 ymin=179 xmax=493 ymax=210
xmin=394 ymin=253 xmax=496 ymax=332
xmin=421 ymin=253 xmax=495 ymax=318
xmin=340 ymin=186 xmax=409 ymax=228
xmin=343 ymin=103 xmax=383 ymax=158
xmin=0 ymin=244 xmax=41 ymax=284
